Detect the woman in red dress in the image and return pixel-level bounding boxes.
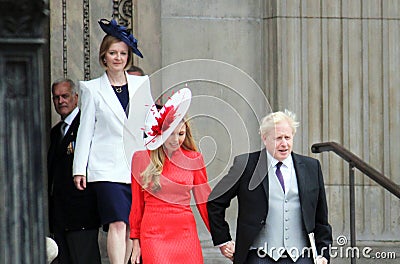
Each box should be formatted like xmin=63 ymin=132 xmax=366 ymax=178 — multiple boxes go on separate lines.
xmin=129 ymin=88 xmax=211 ymax=263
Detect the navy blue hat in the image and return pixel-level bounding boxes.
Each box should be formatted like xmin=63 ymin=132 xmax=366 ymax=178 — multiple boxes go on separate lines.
xmin=98 ymin=19 xmax=143 ymax=58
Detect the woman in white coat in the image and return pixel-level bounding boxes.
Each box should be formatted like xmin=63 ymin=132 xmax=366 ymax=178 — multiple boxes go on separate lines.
xmin=73 ymin=19 xmax=153 ymax=264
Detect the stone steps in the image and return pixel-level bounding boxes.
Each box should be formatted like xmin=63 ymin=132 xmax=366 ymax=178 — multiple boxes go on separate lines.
xmin=99 ymin=228 xmax=399 ymax=264
xmin=101 ymin=247 xmax=399 ymax=264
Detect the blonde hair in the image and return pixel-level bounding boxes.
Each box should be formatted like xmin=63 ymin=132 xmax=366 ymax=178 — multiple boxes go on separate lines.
xmin=99 ymin=35 xmax=132 ymax=70
xmin=259 ymin=109 xmax=300 ymax=138
xmin=141 ymin=120 xmax=198 ymax=192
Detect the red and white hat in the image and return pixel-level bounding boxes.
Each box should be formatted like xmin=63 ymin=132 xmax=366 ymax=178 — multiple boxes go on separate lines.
xmin=144 ymin=88 xmax=192 ymax=150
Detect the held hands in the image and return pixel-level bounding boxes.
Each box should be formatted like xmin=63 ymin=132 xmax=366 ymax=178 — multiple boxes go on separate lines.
xmin=219 ymin=240 xmax=235 ymax=261
xmin=131 ymin=239 xmax=141 ymax=264
xmin=317 ymin=256 xmax=328 ymax=264
xmin=73 ymin=175 xmax=86 ymax=190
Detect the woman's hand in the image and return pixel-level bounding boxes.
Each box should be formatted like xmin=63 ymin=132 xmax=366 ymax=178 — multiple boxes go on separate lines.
xmin=73 ymin=175 xmax=86 ymax=190
xmin=131 ymin=239 xmax=141 ymax=263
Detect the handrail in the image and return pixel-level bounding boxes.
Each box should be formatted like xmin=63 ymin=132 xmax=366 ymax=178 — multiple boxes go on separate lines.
xmin=311 ymin=141 xmax=400 ymax=199
xmin=312 ymin=141 xmax=400 ymax=264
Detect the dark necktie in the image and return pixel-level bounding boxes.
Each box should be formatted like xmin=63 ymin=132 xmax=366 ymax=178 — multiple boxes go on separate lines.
xmin=276 ymin=162 xmax=285 ymax=193
xmin=59 ymin=121 xmax=67 ymax=144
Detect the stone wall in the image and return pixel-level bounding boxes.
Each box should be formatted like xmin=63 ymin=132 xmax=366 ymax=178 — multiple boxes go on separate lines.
xmin=264 ymin=0 xmax=400 ymax=243
xmin=49 ymin=0 xmax=400 ymax=262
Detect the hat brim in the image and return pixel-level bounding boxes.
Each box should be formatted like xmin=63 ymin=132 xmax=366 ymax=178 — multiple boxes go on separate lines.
xmin=144 ymin=88 xmax=192 ymax=150
xmin=98 ymin=19 xmax=143 ymax=58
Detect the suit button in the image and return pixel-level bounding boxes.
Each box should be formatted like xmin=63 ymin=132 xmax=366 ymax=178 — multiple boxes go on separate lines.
xmin=260 ymin=220 xmax=265 ymax=225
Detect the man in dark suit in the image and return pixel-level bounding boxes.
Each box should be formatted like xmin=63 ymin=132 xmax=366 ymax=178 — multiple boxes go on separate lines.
xmin=127 ymin=65 xmax=145 ymax=76
xmin=207 ymin=110 xmax=332 ymax=264
xmin=48 ymin=78 xmax=101 ymax=264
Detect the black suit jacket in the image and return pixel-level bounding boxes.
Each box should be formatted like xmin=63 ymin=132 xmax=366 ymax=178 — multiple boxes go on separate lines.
xmin=207 ymin=150 xmax=332 ymax=264
xmin=47 ymin=111 xmax=100 ymax=233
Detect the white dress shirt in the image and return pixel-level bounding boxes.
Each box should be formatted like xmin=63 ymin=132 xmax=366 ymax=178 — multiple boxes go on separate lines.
xmin=62 ymin=107 xmax=79 ymax=136
xmin=266 ymin=150 xmax=295 ymax=194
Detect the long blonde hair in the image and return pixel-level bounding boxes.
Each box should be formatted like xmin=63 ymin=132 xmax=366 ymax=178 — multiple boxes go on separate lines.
xmin=141 ymin=120 xmax=197 ymax=192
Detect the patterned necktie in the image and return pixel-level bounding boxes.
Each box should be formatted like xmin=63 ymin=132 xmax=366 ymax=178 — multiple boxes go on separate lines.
xmin=276 ymin=162 xmax=285 ymax=193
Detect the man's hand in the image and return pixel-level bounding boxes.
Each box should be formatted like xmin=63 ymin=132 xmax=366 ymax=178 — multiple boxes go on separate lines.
xmin=73 ymin=175 xmax=86 ymax=190
xmin=317 ymin=256 xmax=328 ymax=264
xmin=219 ymin=241 xmax=235 ymax=261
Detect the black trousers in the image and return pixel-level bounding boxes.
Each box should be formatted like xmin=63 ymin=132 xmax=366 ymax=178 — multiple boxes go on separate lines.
xmin=245 ymin=250 xmax=313 ymax=264
xmin=54 ymin=228 xmax=101 ymax=264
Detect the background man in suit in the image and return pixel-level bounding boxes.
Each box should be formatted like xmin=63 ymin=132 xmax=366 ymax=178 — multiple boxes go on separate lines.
xmin=127 ymin=65 xmax=145 ymax=76
xmin=48 ymin=78 xmax=101 ymax=264
xmin=207 ymin=110 xmax=332 ymax=264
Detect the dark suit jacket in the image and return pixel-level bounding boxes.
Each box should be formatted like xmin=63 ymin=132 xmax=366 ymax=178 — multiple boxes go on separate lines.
xmin=207 ymin=150 xmax=332 ymax=264
xmin=47 ymin=111 xmax=100 ymax=233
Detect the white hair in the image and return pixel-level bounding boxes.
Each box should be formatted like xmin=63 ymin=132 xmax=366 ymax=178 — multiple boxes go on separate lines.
xmin=259 ymin=109 xmax=300 ymax=137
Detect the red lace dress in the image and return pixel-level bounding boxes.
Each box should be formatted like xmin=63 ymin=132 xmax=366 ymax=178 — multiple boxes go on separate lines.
xmin=129 ymin=149 xmax=211 ymax=264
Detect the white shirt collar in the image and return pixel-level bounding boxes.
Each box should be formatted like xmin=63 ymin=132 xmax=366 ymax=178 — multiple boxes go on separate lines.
xmin=265 ymin=149 xmax=293 ymax=168
xmin=63 ymin=107 xmax=79 ymax=126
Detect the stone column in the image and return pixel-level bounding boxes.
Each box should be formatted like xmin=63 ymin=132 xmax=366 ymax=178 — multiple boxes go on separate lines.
xmin=264 ymin=0 xmax=400 ymax=242
xmin=0 ymin=0 xmax=49 ymax=263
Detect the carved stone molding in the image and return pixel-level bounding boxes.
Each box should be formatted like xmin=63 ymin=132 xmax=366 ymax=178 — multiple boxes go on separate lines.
xmin=62 ymin=0 xmax=67 ymax=77
xmin=83 ymin=0 xmax=90 ymax=80
xmin=113 ymin=0 xmax=133 ymax=32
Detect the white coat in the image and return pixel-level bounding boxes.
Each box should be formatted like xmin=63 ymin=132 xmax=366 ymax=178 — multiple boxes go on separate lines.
xmin=73 ymin=72 xmax=153 ymax=183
